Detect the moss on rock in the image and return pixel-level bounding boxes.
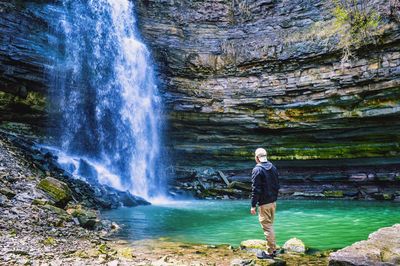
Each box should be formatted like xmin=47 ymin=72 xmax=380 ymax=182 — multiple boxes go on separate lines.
xmin=324 ymin=191 xmax=344 ymax=198
xmin=37 ymin=177 xmax=72 ymax=208
xmin=240 ymin=239 xmax=268 ymax=250
xmin=42 ymin=237 xmax=56 ymax=246
xmin=228 ymin=181 xmax=251 ymax=191
xmin=71 ymin=208 xmax=98 ymax=229
xmin=283 ymin=238 xmax=306 ymax=253
xmin=0 ymin=187 xmax=16 ymax=199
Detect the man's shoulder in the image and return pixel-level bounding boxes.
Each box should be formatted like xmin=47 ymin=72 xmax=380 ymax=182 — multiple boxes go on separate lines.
xmin=251 ymin=165 xmax=262 ymax=174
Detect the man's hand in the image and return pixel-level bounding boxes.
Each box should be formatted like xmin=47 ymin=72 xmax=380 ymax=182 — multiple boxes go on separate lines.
xmin=250 ymin=207 xmax=257 ymax=215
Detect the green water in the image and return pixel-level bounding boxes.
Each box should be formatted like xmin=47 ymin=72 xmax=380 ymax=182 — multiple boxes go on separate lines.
xmin=101 ymin=200 xmax=400 ymax=250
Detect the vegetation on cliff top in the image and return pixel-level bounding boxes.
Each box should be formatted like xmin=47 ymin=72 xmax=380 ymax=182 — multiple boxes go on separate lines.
xmin=285 ymin=0 xmax=399 ymax=65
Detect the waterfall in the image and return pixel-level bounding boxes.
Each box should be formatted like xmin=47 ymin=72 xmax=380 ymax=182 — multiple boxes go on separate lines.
xmin=49 ymin=0 xmax=165 ymax=199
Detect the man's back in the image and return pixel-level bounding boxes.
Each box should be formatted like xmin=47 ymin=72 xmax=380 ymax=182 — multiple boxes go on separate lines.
xmin=251 ymin=161 xmax=280 ymax=207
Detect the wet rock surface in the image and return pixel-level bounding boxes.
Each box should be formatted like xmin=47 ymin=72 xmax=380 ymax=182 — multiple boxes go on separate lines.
xmin=0 ymin=130 xmax=150 ymax=209
xmin=329 ymin=224 xmax=400 ymax=266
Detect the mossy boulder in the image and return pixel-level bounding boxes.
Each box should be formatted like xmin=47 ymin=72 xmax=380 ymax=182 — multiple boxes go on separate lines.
xmin=0 ymin=187 xmax=16 ymax=199
xmin=37 ymin=177 xmax=72 ymax=208
xmin=372 ymin=193 xmax=394 ymax=201
xmin=32 ymin=199 xmax=49 ymax=206
xmin=71 ymin=208 xmax=98 ymax=229
xmin=228 ymin=181 xmax=251 ymax=191
xmin=42 ymin=237 xmax=56 ymax=246
xmin=42 ymin=204 xmax=72 ymax=221
xmin=240 ymin=239 xmax=268 ymax=250
xmin=283 ymin=238 xmax=306 ymax=253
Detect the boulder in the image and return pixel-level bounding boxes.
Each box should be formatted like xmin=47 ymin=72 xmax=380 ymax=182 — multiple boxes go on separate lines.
xmin=37 ymin=177 xmax=72 ymax=208
xmin=240 ymin=239 xmax=268 ymax=250
xmin=0 ymin=194 xmax=8 ymax=206
xmin=116 ymin=191 xmax=150 ymax=207
xmin=349 ymin=173 xmax=368 ymax=182
xmin=228 ymin=181 xmax=251 ymax=191
xmin=329 ymin=224 xmax=400 ymax=266
xmin=32 ymin=198 xmax=49 ymax=206
xmin=283 ymin=238 xmax=306 ymax=253
xmin=71 ymin=208 xmax=98 ymax=229
xmin=42 ymin=204 xmax=72 ymax=222
xmin=230 ymin=258 xmax=255 ymax=266
xmin=0 ymin=187 xmax=16 ymax=199
xmin=372 ymin=193 xmax=394 ymax=201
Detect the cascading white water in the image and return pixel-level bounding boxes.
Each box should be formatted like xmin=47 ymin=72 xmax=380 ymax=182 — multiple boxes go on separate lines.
xmin=50 ymin=0 xmax=164 ymax=199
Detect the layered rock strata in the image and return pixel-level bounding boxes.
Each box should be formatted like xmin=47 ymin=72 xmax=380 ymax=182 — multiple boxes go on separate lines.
xmin=0 ymin=0 xmax=400 ymax=188
xmin=135 ymin=0 xmax=400 ymax=178
xmin=0 ymin=1 xmax=54 ymax=131
xmin=170 ymin=165 xmax=400 ymax=201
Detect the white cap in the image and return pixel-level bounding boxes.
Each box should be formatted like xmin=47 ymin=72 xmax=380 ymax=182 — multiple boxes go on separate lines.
xmin=255 ymin=148 xmax=268 ymax=162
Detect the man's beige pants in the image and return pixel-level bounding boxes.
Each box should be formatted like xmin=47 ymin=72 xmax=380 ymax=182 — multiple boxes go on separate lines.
xmin=258 ymin=202 xmax=276 ymax=253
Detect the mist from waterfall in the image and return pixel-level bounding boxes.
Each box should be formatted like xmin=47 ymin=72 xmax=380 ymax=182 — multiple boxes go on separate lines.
xmin=49 ymin=0 xmax=165 ymax=200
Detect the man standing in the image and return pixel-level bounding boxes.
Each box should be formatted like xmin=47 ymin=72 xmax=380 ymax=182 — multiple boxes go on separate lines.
xmin=250 ymin=148 xmax=280 ymax=258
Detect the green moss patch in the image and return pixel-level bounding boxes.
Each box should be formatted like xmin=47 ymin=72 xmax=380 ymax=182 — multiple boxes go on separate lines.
xmin=323 ymin=191 xmax=344 ymax=198
xmin=37 ymin=177 xmax=72 ymax=208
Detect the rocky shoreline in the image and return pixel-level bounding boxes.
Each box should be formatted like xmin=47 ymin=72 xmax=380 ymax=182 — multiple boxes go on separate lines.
xmin=0 ymin=129 xmax=329 ymax=265
xmin=0 ymin=130 xmax=150 ymax=265
xmin=0 ymin=130 xmax=399 ymax=265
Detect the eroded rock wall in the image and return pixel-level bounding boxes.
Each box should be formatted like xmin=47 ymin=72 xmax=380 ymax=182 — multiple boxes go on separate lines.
xmin=0 ymin=0 xmax=399 ymax=189
xmin=135 ymin=0 xmax=400 ymax=176
xmin=0 ymin=1 xmax=55 ymax=131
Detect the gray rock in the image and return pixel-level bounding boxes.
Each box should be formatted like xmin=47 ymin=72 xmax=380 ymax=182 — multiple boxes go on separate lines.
xmin=283 ymin=238 xmax=306 ymax=253
xmin=0 ymin=187 xmax=16 ymax=199
xmin=0 ymin=194 xmax=8 ymax=206
xmin=329 ymin=224 xmax=400 ymax=266
xmin=230 ymin=258 xmax=255 ymax=266
xmin=71 ymin=209 xmax=98 ymax=229
xmin=349 ymin=174 xmax=368 ymax=182
xmin=240 ymin=239 xmax=268 ymax=250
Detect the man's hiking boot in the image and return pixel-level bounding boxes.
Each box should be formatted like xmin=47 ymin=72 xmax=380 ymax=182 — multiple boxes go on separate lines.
xmin=256 ymin=250 xmax=275 ymax=260
xmin=272 ymin=249 xmax=282 ymax=256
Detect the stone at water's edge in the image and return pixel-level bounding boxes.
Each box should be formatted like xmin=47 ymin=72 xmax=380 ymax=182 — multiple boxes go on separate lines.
xmin=283 ymin=238 xmax=306 ymax=253
xmin=329 ymin=224 xmax=400 ymax=266
xmin=71 ymin=208 xmax=98 ymax=229
xmin=240 ymin=239 xmax=268 ymax=250
xmin=37 ymin=177 xmax=72 ymax=208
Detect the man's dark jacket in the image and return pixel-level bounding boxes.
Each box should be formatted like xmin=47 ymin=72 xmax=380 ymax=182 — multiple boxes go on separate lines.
xmin=251 ymin=161 xmax=280 ymax=207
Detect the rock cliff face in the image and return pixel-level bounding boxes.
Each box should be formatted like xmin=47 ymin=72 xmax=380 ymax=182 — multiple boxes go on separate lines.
xmin=0 ymin=0 xmax=399 ymax=192
xmin=0 ymin=1 xmax=54 ymax=131
xmin=134 ymin=0 xmax=400 ymax=177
